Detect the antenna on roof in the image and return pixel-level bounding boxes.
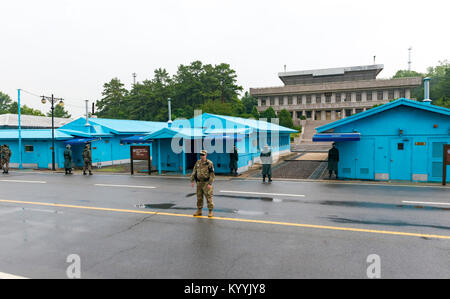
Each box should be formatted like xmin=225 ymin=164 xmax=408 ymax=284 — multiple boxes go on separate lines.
xmin=284 ymin=65 xmax=287 ymax=73
xmin=373 ymin=55 xmax=376 ymax=64
xmin=85 ymin=100 xmax=90 ymax=126
xmin=408 ymin=47 xmax=412 ymax=71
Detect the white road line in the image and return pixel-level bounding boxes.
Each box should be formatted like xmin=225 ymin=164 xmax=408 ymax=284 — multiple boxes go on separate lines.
xmin=402 ymin=200 xmax=450 ymax=206
xmin=220 ymin=190 xmax=305 ymax=197
xmin=0 ymin=179 xmax=46 ymax=184
xmin=0 ymin=271 xmax=28 ymax=279
xmin=94 ymin=184 xmax=156 ymax=189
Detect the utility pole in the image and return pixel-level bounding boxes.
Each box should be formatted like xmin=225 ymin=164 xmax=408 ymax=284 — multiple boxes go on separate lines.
xmin=408 ymin=47 xmax=412 ymax=71
xmin=18 ymin=89 xmax=23 ymax=169
xmin=132 ymin=73 xmax=137 ymax=86
xmin=41 ymin=94 xmax=64 ymax=171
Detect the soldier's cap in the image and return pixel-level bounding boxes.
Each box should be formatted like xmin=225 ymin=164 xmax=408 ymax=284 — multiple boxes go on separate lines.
xmin=200 ymin=150 xmax=207 ymax=156
xmin=66 ymin=144 xmax=71 ymax=148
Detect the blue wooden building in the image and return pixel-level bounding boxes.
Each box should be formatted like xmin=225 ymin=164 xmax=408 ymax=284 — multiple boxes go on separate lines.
xmin=313 ymin=98 xmax=450 ymax=182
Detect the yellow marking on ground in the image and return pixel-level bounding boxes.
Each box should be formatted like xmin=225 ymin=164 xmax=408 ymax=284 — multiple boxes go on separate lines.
xmin=295 ymin=153 xmax=328 ymax=161
xmin=1 ymin=199 xmax=449 ymax=240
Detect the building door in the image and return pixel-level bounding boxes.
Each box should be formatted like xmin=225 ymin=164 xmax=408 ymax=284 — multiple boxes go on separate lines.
xmin=326 ymin=111 xmax=331 ymax=120
xmin=389 ymin=138 xmax=412 ymax=180
xmin=355 ymin=139 xmax=375 ymax=180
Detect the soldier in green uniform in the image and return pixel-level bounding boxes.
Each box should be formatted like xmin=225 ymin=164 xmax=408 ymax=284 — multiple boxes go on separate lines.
xmin=64 ymin=144 xmax=73 ymax=175
xmin=229 ymin=145 xmax=238 ymax=176
xmin=328 ymin=143 xmax=339 ymax=179
xmin=0 ymin=145 xmax=3 ymax=170
xmin=190 ymin=150 xmax=215 ymax=217
xmin=1 ymin=145 xmax=12 ymax=174
xmin=260 ymin=145 xmax=272 ymax=183
xmin=82 ymin=143 xmax=93 ymax=175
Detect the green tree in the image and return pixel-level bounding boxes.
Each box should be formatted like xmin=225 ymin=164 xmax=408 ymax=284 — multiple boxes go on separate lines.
xmin=47 ymin=104 xmax=71 ymax=118
xmin=7 ymin=102 xmax=45 ymax=116
xmin=250 ymin=106 xmax=260 ymax=119
xmin=96 ymin=78 xmax=129 ymax=119
xmin=278 ymin=109 xmax=294 ymax=129
xmin=259 ymin=107 xmax=277 ymax=122
xmin=0 ymin=91 xmax=12 ymax=114
xmin=240 ymin=91 xmax=258 ymax=114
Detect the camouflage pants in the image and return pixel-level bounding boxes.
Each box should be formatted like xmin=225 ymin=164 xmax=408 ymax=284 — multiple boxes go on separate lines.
xmin=196 ymin=181 xmax=214 ymax=210
xmin=83 ymin=159 xmax=92 ymax=173
xmin=1 ymin=159 xmax=8 ymax=172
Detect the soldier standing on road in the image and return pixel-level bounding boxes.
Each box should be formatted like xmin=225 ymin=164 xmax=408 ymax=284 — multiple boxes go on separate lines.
xmin=1 ymin=145 xmax=12 ymax=174
xmin=229 ymin=145 xmax=238 ymax=176
xmin=82 ymin=143 xmax=93 ymax=175
xmin=260 ymin=145 xmax=273 ymax=183
xmin=190 ymin=150 xmax=215 ymax=217
xmin=0 ymin=145 xmax=3 ymax=170
xmin=328 ymin=143 xmax=339 ymax=179
xmin=64 ymin=144 xmax=73 ymax=175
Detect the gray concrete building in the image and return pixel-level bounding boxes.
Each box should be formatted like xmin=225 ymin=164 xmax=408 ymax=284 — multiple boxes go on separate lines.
xmin=250 ymin=64 xmax=422 ymax=125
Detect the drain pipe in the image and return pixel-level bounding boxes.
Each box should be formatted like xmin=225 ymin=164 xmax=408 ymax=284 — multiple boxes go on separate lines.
xmin=85 ymin=100 xmax=90 ymax=126
xmin=168 ymin=97 xmax=172 ymax=127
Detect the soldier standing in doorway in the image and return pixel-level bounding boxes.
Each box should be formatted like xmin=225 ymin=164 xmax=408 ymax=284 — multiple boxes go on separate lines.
xmin=190 ymin=150 xmax=215 ymax=217
xmin=260 ymin=145 xmax=273 ymax=183
xmin=328 ymin=143 xmax=339 ymax=179
xmin=82 ymin=143 xmax=93 ymax=175
xmin=64 ymin=144 xmax=73 ymax=175
xmin=229 ymin=145 xmax=238 ymax=176
xmin=1 ymin=145 xmax=12 ymax=174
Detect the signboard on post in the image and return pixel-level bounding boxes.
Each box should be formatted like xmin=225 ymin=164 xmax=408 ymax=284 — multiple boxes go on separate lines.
xmin=130 ymin=145 xmax=151 ymax=175
xmin=444 ymin=144 xmax=450 ymax=186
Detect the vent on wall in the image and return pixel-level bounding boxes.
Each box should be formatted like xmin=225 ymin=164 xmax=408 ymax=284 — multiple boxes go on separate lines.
xmin=343 ymin=168 xmax=351 ymax=174
xmin=360 ymin=168 xmax=369 ymax=174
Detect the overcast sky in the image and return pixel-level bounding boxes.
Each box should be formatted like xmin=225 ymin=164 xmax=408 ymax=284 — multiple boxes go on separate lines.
xmin=1 ymin=0 xmax=449 ymax=117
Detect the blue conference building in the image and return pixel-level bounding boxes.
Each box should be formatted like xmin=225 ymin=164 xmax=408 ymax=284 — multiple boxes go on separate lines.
xmin=313 ymin=98 xmax=450 ymax=183
xmin=0 ymin=113 xmax=296 ymax=175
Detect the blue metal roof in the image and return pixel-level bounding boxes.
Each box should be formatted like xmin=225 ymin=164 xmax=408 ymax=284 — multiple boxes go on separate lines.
xmin=316 ymin=98 xmax=450 ymax=133
xmin=64 ymin=137 xmax=100 ymax=145
xmin=88 ymin=118 xmax=168 ymax=134
xmin=145 ymin=127 xmax=205 ymax=140
xmin=121 ymin=135 xmax=152 ymax=144
xmin=312 ymin=133 xmax=361 ymax=142
xmin=0 ymin=129 xmax=73 ymax=140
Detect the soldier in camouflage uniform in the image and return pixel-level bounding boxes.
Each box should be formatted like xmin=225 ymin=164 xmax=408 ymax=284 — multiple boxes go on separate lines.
xmin=260 ymin=145 xmax=272 ymax=183
xmin=1 ymin=145 xmax=12 ymax=174
xmin=190 ymin=150 xmax=215 ymax=217
xmin=82 ymin=143 xmax=92 ymax=175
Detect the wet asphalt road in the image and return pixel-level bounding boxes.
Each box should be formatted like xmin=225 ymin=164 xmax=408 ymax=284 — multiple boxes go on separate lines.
xmin=0 ymin=171 xmax=449 ymax=279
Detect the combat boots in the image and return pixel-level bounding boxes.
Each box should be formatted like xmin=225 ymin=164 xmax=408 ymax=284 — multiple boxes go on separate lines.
xmin=193 ymin=209 xmax=202 ymax=216
xmin=208 ymin=210 xmax=213 ymax=218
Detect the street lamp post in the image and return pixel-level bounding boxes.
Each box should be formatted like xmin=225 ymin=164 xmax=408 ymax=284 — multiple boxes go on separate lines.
xmin=41 ymin=94 xmax=64 ymax=171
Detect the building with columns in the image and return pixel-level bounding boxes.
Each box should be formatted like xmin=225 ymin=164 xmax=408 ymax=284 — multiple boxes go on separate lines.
xmin=250 ymin=64 xmax=422 ymax=125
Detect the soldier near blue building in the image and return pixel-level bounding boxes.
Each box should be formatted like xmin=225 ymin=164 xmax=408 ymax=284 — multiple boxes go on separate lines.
xmin=328 ymin=143 xmax=339 ymax=179
xmin=82 ymin=143 xmax=93 ymax=175
xmin=229 ymin=145 xmax=238 ymax=176
xmin=64 ymin=144 xmax=73 ymax=175
xmin=1 ymin=144 xmax=11 ymax=174
xmin=260 ymin=145 xmax=273 ymax=183
xmin=190 ymin=150 xmax=215 ymax=217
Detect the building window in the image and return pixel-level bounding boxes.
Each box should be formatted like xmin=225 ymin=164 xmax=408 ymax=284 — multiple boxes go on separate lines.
xmin=25 ymin=145 xmax=34 ymax=152
xmin=325 ymin=92 xmax=332 ymax=103
xmin=345 ymin=92 xmax=352 ymax=102
xmin=279 ymin=96 xmax=285 ymax=105
xmin=388 ymin=89 xmax=394 ymax=99
xmin=377 ymin=91 xmax=384 ymax=101
xmin=366 ymin=91 xmax=372 ymax=101
xmin=306 ymin=111 xmax=312 ymax=118
xmin=261 ymin=98 xmax=266 ymax=106
xmin=356 ymin=92 xmax=362 ymax=102
xmin=355 ymin=108 xmax=363 ymax=114
xmin=297 ymin=111 xmax=303 ymax=118
xmin=306 ymin=95 xmax=312 ymax=104
xmin=345 ymin=109 xmax=352 ymax=117
xmin=335 ymin=93 xmax=341 ymax=102
xmin=288 ymin=96 xmax=293 ymax=105
xmin=270 ymin=97 xmax=275 ymax=105
xmin=400 ymin=89 xmax=405 ymax=98
xmin=315 ymin=94 xmax=322 ymax=103
xmin=297 ymin=95 xmax=303 ymax=104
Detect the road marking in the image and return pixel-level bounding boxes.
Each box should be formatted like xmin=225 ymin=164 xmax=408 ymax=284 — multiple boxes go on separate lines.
xmin=219 ymin=190 xmax=305 ymax=198
xmin=94 ymin=184 xmax=156 ymax=189
xmin=0 ymin=179 xmax=46 ymax=184
xmin=0 ymin=199 xmax=449 ymax=240
xmin=402 ymin=201 xmax=450 ymax=206
xmin=0 ymin=271 xmax=28 ymax=279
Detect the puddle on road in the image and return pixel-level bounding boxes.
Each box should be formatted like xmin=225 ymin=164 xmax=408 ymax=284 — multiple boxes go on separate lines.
xmin=135 ymin=203 xmax=267 ymax=216
xmin=326 ymin=216 xmax=450 ymax=231
xmin=320 ymin=200 xmax=450 ymax=212
xmin=215 ymin=194 xmax=291 ymax=203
